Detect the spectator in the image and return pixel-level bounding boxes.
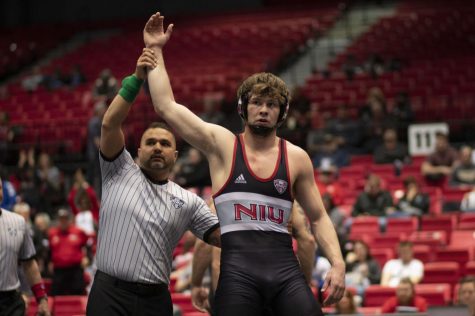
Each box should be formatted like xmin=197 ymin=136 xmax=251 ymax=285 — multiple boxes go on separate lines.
xmin=421 ymin=131 xmax=458 ymax=183
xmin=381 ymin=241 xmax=423 ymax=287
xmin=345 ymin=240 xmax=381 ymax=295
xmin=36 ymin=152 xmax=63 ymax=213
xmin=33 ymin=212 xmax=51 ymax=277
xmin=65 ymin=64 xmax=86 ymax=88
xmin=458 ymin=276 xmax=475 ymax=315
xmin=43 ymin=67 xmax=64 ymax=90
xmin=87 ymin=101 xmax=107 ymax=197
xmin=316 ymin=164 xmax=343 ymax=206
xmin=451 ymin=146 xmax=475 ymax=187
xmin=391 ymin=92 xmax=413 ymax=139
xmin=333 ymin=290 xmax=359 ymax=315
xmin=174 ymin=147 xmax=212 ymax=193
xmin=365 ymin=53 xmax=385 ymax=79
xmin=0 ymin=111 xmax=17 ymax=166
xmin=21 ymin=66 xmax=44 ymax=92
xmin=396 ymin=176 xmax=430 ymax=216
xmin=461 ymin=187 xmax=475 ymax=212
xmin=73 ymin=189 xmax=96 ymax=236
xmin=325 ymin=105 xmax=362 ymax=154
xmin=312 ymin=134 xmax=349 ymax=169
xmin=0 ymin=171 xmax=17 ymax=211
xmin=352 ymin=174 xmax=394 ymax=217
xmin=342 ymin=54 xmax=363 ymax=81
xmin=67 ymin=168 xmax=100 ymax=223
xmin=16 ymin=148 xmax=41 ymax=212
xmin=92 ymin=68 xmax=118 ymax=102
xmin=381 ymin=278 xmax=427 ymax=313
xmin=361 ymin=95 xmax=394 ymax=154
xmin=48 ymin=208 xmax=88 ymax=295
xmin=373 ymin=128 xmax=409 ymax=165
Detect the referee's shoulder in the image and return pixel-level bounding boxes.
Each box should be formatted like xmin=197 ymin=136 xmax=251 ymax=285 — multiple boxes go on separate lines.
xmin=1 ymin=209 xmax=27 ymax=225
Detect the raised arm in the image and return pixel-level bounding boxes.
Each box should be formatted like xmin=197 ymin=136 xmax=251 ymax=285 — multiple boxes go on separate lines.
xmin=100 ymin=48 xmax=157 ymax=158
xmin=143 ymin=12 xmax=234 ymax=155
xmin=291 ymin=146 xmax=345 ymax=306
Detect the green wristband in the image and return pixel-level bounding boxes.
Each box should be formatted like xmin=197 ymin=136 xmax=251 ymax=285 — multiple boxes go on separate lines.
xmin=118 ymin=75 xmax=144 ymax=103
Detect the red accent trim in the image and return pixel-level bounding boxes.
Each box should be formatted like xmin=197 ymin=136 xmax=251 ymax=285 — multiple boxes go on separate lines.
xmin=212 ymin=136 xmax=238 ymax=199
xmin=283 ymin=140 xmax=294 ymax=201
xmin=241 ymin=134 xmax=280 ymax=182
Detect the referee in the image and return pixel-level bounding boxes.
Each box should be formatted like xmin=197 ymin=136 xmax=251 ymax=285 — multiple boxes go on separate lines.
xmin=0 ymin=177 xmax=50 ymax=316
xmin=86 ymin=48 xmax=220 ymax=316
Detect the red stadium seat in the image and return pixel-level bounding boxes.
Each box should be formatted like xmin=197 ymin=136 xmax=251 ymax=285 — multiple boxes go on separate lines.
xmin=458 ymin=213 xmax=475 ymax=230
xmin=26 ymin=297 xmax=55 ymax=316
xmin=412 ymin=245 xmax=433 ymax=263
xmin=435 ymin=248 xmax=471 ymax=273
xmin=415 ymin=283 xmax=451 ymax=306
xmin=364 ymin=285 xmax=395 ymax=307
xmin=349 ymin=216 xmax=380 ymax=242
xmin=420 ymin=215 xmax=457 ymax=243
xmin=369 ymin=232 xmax=406 ymax=249
xmin=171 ymin=293 xmax=196 ymax=313
xmin=53 ymin=295 xmax=88 ymax=316
xmin=423 ymin=262 xmax=460 ymax=286
xmin=370 ymin=248 xmax=395 ymax=268
xmin=386 ymin=217 xmax=418 ymax=235
xmin=409 ymin=231 xmax=447 ymax=249
xmin=465 ymin=261 xmax=475 ymax=276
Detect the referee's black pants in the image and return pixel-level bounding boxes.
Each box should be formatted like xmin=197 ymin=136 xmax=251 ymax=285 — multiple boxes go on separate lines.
xmin=86 ymin=270 xmax=172 ymax=316
xmin=0 ymin=290 xmax=25 ymax=316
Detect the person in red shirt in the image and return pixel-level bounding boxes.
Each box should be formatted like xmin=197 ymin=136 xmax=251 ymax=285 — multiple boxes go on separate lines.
xmin=48 ymin=208 xmax=89 ymax=295
xmin=381 ymin=278 xmax=427 ymax=313
xmin=315 ymin=164 xmax=343 ymax=206
xmin=67 ymin=168 xmax=100 ymax=223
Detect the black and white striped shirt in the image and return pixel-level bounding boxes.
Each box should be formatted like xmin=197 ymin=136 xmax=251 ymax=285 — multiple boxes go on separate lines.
xmin=95 ymin=149 xmax=218 ymax=284
xmin=0 ymin=208 xmax=36 ymax=291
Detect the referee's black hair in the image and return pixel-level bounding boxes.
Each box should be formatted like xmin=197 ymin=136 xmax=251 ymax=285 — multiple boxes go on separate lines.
xmin=147 ymin=121 xmax=173 ymax=133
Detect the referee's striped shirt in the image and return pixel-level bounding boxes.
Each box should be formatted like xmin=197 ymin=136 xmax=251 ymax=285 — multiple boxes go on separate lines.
xmin=95 ymin=149 xmax=219 ymax=284
xmin=0 ymin=208 xmax=36 ymax=291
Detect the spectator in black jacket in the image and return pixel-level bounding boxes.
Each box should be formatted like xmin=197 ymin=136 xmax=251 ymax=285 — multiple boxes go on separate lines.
xmin=396 ymin=176 xmax=430 ymax=216
xmin=352 ymin=174 xmax=394 ymax=217
xmin=373 ymin=128 xmax=409 ymax=165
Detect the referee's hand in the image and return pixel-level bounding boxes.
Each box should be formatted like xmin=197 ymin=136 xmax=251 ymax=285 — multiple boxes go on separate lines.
xmin=191 ymin=286 xmax=210 ymax=312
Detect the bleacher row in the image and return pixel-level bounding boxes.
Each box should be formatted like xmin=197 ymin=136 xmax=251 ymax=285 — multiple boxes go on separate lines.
xmin=303 ymin=1 xmax=475 ymax=122
xmin=1 ymin=3 xmax=343 ymax=154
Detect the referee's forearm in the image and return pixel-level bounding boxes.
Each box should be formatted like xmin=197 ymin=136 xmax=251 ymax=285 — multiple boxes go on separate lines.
xmin=191 ymin=239 xmax=212 ymax=287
